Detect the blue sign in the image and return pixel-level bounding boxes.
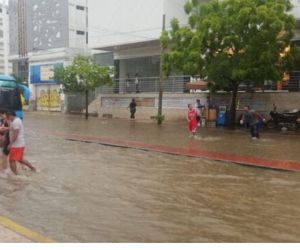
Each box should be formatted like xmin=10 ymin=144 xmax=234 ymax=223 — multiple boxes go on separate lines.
xmin=30 ymin=63 xmax=63 ymax=85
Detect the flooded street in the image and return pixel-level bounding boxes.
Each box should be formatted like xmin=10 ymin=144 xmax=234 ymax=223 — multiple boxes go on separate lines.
xmin=0 ymin=113 xmax=300 ymax=242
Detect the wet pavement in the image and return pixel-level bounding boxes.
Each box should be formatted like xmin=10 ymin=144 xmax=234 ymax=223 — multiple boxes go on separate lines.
xmin=0 ymin=225 xmax=32 ymax=243
xmin=0 ymin=112 xmax=300 ymax=242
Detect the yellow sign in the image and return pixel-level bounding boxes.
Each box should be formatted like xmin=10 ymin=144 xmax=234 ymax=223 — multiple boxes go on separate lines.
xmin=37 ymin=89 xmax=60 ymax=108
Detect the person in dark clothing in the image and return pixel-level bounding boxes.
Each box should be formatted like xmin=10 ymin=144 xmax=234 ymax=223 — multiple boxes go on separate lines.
xmin=240 ymin=105 xmax=265 ymax=139
xmin=0 ymin=111 xmax=10 ymax=171
xmin=129 ymin=99 xmax=137 ymax=119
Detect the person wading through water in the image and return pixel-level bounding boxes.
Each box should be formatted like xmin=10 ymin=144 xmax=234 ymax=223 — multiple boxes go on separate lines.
xmin=129 ymin=99 xmax=137 ymax=119
xmin=3 ymin=111 xmax=36 ymax=175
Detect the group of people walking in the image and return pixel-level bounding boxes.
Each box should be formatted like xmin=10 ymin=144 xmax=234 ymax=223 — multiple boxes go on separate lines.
xmin=0 ymin=110 xmax=36 ymax=175
xmin=129 ymin=98 xmax=264 ymax=139
xmin=186 ymin=101 xmax=265 ymax=139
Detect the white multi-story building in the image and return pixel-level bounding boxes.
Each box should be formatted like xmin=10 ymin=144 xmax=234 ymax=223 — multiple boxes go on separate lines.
xmin=89 ymin=0 xmax=187 ymax=82
xmin=291 ymin=0 xmax=300 ymax=39
xmin=9 ymin=0 xmax=88 ymax=110
xmin=0 ymin=1 xmax=11 ymax=75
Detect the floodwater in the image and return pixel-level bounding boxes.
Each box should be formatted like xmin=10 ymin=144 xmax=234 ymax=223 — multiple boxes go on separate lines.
xmin=0 ymin=114 xmax=300 ymax=242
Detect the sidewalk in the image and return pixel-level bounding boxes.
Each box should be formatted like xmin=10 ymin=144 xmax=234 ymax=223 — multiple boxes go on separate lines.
xmin=25 ymin=113 xmax=300 ymax=172
xmin=0 ymin=224 xmax=32 ymax=243
xmin=0 ymin=216 xmax=55 ymax=243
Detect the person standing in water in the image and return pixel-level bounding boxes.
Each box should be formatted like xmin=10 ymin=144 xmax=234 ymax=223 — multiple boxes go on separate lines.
xmin=195 ymin=99 xmax=203 ymax=127
xmin=129 ymin=99 xmax=137 ymax=119
xmin=186 ymin=104 xmax=197 ymax=136
xmin=240 ymin=105 xmax=265 ymax=139
xmin=5 ymin=111 xmax=36 ymax=175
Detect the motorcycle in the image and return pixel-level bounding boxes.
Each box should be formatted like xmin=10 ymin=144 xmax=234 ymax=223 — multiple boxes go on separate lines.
xmin=267 ymin=110 xmax=300 ymax=131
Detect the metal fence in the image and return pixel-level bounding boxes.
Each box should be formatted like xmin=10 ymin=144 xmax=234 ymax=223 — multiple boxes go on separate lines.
xmin=96 ymin=73 xmax=300 ymax=95
xmin=64 ymin=73 xmax=300 ymax=113
xmin=96 ymin=76 xmax=191 ymax=95
xmin=286 ymin=71 xmax=300 ymax=91
xmin=252 ymin=71 xmax=300 ymax=92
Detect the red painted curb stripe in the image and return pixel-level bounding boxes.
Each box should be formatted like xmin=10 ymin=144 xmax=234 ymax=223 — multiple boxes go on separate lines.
xmin=43 ymin=130 xmax=300 ymax=172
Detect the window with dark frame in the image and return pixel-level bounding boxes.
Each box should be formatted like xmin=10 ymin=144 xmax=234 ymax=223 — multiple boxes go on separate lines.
xmin=76 ymin=30 xmax=85 ymax=35
xmin=76 ymin=5 xmax=85 ymax=11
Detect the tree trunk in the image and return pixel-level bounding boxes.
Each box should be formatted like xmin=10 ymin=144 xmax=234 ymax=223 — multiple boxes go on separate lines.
xmin=157 ymin=14 xmax=166 ymax=125
xmin=228 ymin=84 xmax=239 ymax=129
xmin=85 ymin=90 xmax=89 ymax=120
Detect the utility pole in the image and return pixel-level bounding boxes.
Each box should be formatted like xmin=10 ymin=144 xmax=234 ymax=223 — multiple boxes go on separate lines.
xmin=157 ymin=14 xmax=166 ymax=125
xmin=85 ymin=0 xmax=89 ymax=120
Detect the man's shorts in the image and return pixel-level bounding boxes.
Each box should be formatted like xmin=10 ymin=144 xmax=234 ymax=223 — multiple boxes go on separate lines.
xmin=9 ymin=147 xmax=25 ymax=161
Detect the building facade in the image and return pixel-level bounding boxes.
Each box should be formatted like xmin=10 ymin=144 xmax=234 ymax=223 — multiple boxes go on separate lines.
xmin=0 ymin=2 xmax=11 ymax=75
xmin=89 ymin=0 xmax=188 ymax=93
xmin=9 ymin=0 xmax=88 ymax=110
xmin=90 ymin=0 xmax=300 ymax=94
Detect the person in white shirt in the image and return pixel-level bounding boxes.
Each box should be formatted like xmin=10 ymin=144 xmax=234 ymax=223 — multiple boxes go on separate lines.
xmin=195 ymin=99 xmax=203 ymax=127
xmin=5 ymin=111 xmax=36 ymax=175
xmin=134 ymin=73 xmax=139 ymax=93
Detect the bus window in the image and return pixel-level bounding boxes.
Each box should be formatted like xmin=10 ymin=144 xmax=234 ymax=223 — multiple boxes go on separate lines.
xmin=0 ymin=76 xmax=22 ymax=115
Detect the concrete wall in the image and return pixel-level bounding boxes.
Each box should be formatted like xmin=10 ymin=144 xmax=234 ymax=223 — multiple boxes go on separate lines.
xmin=8 ymin=0 xmax=18 ymax=55
xmin=68 ymin=0 xmax=88 ymax=49
xmin=164 ymin=0 xmax=188 ymax=27
xmin=213 ymin=92 xmax=300 ymax=118
xmin=290 ymin=0 xmax=300 ymax=19
xmin=27 ymin=0 xmax=69 ymax=52
xmin=88 ymin=0 xmax=187 ymax=49
xmin=0 ymin=3 xmax=11 ymax=74
xmin=88 ymin=92 xmax=300 ymax=121
xmin=89 ymin=0 xmax=163 ymax=49
xmin=90 ymin=93 xmax=207 ymax=121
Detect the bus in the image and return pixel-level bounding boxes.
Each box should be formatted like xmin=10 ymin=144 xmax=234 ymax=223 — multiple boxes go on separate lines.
xmin=0 ymin=75 xmax=24 ymax=119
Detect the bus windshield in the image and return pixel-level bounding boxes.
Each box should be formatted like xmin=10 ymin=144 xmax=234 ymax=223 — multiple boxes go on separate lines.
xmin=0 ymin=79 xmax=22 ymax=112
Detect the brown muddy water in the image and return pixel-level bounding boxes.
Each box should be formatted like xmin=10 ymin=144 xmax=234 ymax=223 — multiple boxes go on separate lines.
xmin=0 ymin=114 xmax=299 ymax=242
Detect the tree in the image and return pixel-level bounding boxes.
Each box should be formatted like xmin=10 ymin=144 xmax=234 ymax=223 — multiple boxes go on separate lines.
xmin=161 ymin=0 xmax=298 ymax=127
xmin=54 ymin=55 xmax=112 ymax=120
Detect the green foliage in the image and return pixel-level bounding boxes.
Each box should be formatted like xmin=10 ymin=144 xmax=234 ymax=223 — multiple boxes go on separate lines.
xmin=10 ymin=73 xmax=23 ymax=84
xmin=162 ymin=0 xmax=299 ymax=127
xmin=162 ymin=0 xmax=298 ymax=89
xmin=153 ymin=114 xmax=165 ymax=125
xmin=53 ymin=55 xmax=112 ymax=92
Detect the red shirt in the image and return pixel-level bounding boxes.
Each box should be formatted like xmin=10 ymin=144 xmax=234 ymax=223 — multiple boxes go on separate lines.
xmin=187 ymin=109 xmax=197 ymax=122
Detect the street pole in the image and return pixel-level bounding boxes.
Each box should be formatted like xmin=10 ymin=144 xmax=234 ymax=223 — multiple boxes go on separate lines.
xmin=158 ymin=14 xmax=166 ymax=125
xmin=85 ymin=90 xmax=89 ymax=120
xmin=85 ymin=0 xmax=89 ymax=120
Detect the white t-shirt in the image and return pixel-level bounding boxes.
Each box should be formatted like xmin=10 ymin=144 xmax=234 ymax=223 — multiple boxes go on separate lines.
xmin=10 ymin=117 xmax=25 ymax=148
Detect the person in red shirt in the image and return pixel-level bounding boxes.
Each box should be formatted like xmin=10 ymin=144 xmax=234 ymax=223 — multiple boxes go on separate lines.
xmin=186 ymin=104 xmax=197 ymax=136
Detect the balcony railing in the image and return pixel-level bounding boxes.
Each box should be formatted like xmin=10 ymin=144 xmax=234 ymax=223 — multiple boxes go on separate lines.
xmin=96 ymin=76 xmax=191 ymax=95
xmin=95 ymin=73 xmax=300 ymax=95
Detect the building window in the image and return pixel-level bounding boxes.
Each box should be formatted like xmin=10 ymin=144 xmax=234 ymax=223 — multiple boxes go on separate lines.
xmin=76 ymin=5 xmax=85 ymax=11
xmin=76 ymin=30 xmax=85 ymax=35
